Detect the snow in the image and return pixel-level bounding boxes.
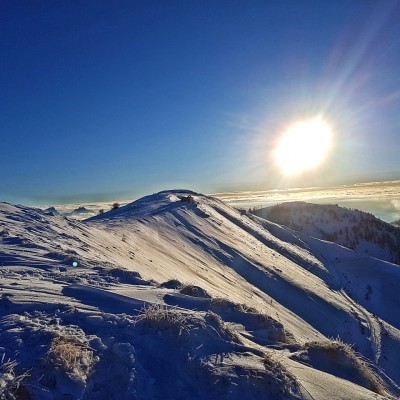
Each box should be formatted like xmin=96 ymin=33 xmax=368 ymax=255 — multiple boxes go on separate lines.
xmin=254 ymin=201 xmax=400 ymax=264
xmin=0 ymin=191 xmax=399 ymax=399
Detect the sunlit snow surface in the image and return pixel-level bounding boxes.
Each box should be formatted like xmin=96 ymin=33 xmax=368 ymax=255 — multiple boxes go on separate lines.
xmin=0 ymin=191 xmax=399 ymax=399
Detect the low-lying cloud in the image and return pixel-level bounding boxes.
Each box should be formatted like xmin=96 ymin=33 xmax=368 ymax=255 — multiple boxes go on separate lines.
xmin=213 ymin=180 xmax=400 ymax=222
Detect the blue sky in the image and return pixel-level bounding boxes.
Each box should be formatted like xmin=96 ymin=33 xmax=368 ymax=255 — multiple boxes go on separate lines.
xmin=2 ymin=1 xmax=400 ymax=205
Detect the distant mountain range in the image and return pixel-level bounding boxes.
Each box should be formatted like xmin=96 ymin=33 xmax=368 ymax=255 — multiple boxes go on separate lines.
xmin=43 ymin=205 xmax=99 ymax=220
xmin=252 ymin=201 xmax=400 ymax=265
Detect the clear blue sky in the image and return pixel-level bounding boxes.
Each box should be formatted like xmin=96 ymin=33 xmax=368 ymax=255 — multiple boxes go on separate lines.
xmin=2 ymin=0 xmax=400 ymax=205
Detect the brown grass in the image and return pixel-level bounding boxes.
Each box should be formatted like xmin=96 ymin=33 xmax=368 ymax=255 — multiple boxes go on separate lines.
xmin=263 ymin=353 xmax=302 ymax=399
xmin=209 ymin=297 xmax=296 ymax=344
xmin=304 ymin=340 xmax=389 ymax=396
xmin=47 ymin=336 xmax=94 ymax=373
xmin=135 ymin=304 xmax=195 ymax=335
xmin=0 ymin=355 xmax=30 ymax=399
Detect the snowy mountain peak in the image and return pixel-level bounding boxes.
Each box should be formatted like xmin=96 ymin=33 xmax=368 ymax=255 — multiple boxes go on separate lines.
xmin=87 ymin=190 xmax=207 ymax=221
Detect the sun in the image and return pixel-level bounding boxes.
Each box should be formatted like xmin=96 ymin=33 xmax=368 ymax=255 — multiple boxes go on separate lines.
xmin=274 ymin=118 xmax=332 ymax=174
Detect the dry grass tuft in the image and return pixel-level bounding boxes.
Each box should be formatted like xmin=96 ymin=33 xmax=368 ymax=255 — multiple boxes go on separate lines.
xmin=135 ymin=304 xmax=195 ymax=335
xmin=209 ymin=298 xmax=296 ymax=344
xmin=48 ymin=336 xmax=94 ymax=373
xmin=204 ymin=311 xmax=240 ymax=343
xmin=135 ymin=305 xmax=240 ymax=344
xmin=263 ymin=353 xmax=302 ymax=399
xmin=0 ymin=354 xmax=30 ymax=399
xmin=304 ymin=340 xmax=389 ymax=396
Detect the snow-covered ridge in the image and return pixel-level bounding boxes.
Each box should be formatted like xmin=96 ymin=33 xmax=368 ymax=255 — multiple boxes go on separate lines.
xmin=253 ymin=201 xmax=400 ymax=264
xmin=0 ymin=192 xmax=399 ymax=399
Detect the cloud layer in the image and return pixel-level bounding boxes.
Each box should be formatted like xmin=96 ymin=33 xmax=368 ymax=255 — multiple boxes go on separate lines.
xmin=213 ymin=180 xmax=400 ymax=222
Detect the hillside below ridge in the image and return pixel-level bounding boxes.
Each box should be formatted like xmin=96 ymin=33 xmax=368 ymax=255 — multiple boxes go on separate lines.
xmin=0 ymin=191 xmax=400 ymax=399
xmin=252 ymin=201 xmax=400 ymax=265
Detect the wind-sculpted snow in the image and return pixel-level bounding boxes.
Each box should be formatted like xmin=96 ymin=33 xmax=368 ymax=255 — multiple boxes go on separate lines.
xmin=0 ymin=193 xmax=399 ymax=399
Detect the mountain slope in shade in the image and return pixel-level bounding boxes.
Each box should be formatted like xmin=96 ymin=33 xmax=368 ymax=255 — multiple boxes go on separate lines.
xmin=0 ymin=192 xmax=399 ymax=399
xmin=44 ymin=206 xmax=59 ymax=215
xmin=253 ymin=201 xmax=400 ymax=264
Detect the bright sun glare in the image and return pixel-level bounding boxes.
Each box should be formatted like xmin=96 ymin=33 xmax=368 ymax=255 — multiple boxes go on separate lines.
xmin=274 ymin=118 xmax=332 ymax=174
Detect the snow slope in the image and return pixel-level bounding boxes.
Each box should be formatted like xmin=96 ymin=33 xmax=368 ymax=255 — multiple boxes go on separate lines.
xmin=253 ymin=201 xmax=400 ymax=264
xmin=0 ymin=192 xmax=399 ymax=399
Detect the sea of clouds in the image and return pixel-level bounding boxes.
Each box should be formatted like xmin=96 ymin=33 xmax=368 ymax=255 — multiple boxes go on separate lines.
xmin=212 ymin=180 xmax=400 ymax=223
xmin=45 ymin=181 xmax=400 ymax=223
